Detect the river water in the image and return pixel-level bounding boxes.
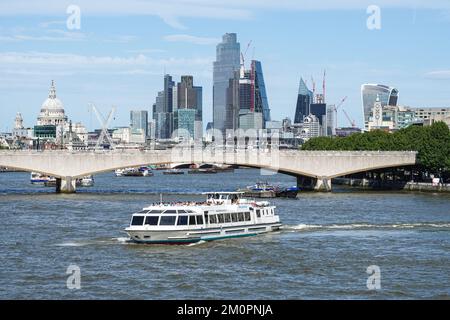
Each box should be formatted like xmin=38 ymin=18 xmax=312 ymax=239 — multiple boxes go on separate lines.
xmin=0 ymin=169 xmax=449 ymax=299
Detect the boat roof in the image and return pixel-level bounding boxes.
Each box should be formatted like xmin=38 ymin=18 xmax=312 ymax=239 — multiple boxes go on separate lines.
xmin=202 ymin=191 xmax=244 ymax=195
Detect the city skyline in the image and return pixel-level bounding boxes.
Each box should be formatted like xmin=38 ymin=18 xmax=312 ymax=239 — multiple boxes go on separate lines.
xmin=1 ymin=1 xmax=450 ymax=131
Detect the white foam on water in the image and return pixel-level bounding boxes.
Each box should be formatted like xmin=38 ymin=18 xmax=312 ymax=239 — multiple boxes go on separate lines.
xmin=114 ymin=237 xmax=131 ymax=243
xmin=285 ymin=222 xmax=450 ymax=232
xmin=55 ymin=241 xmax=88 ymax=247
xmin=186 ymin=240 xmax=207 ymax=247
xmin=286 ymin=224 xmax=323 ymax=231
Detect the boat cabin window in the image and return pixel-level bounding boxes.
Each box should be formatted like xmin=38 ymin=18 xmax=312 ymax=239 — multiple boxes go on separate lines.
xmin=238 ymin=212 xmax=244 ymax=222
xmin=209 ymin=215 xmax=217 ymax=224
xmin=217 ymin=214 xmax=224 ymax=223
xmin=164 ymin=210 xmax=177 ymax=214
xmin=159 ymin=216 xmax=176 ymax=226
xmin=138 ymin=210 xmax=150 ymax=214
xmin=189 ymin=215 xmax=196 ymax=225
xmin=131 ymin=216 xmax=145 ymax=226
xmin=145 ymin=216 xmax=159 ymax=226
xmin=231 ymin=213 xmax=238 ymax=222
xmin=196 ymin=215 xmax=204 ymax=225
xmin=224 ymin=213 xmax=231 ymax=223
xmin=244 ymin=212 xmax=251 ymax=221
xmin=256 ymin=210 xmax=261 ymax=218
xmin=149 ymin=210 xmax=163 ymax=214
xmin=177 ymin=215 xmax=188 ymax=226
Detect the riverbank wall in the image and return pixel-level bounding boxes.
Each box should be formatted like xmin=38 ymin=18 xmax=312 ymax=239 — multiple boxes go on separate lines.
xmin=332 ymin=178 xmax=450 ymax=192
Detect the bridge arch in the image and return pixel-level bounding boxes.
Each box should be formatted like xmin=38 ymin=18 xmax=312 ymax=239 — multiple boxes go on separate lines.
xmin=0 ymin=150 xmax=417 ymax=192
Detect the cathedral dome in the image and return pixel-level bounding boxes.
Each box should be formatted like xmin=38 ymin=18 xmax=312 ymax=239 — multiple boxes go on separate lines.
xmin=41 ymin=80 xmax=64 ymax=111
xmin=37 ymin=80 xmax=68 ymax=126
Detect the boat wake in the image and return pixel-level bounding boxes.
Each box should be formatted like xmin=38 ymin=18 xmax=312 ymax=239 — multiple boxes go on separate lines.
xmin=114 ymin=237 xmax=131 ymax=243
xmin=55 ymin=237 xmax=132 ymax=247
xmin=186 ymin=240 xmax=207 ymax=247
xmin=54 ymin=241 xmax=90 ymax=247
xmin=283 ymin=222 xmax=450 ymax=232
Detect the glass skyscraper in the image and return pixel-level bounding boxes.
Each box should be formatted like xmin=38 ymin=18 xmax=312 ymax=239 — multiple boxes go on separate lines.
xmin=361 ymin=84 xmax=399 ymax=129
xmin=213 ymin=33 xmax=240 ymax=134
xmin=294 ymin=78 xmax=313 ymax=124
xmin=130 ymin=110 xmax=148 ymax=138
xmin=174 ymin=108 xmax=196 ymax=140
xmin=252 ymin=60 xmax=271 ymax=124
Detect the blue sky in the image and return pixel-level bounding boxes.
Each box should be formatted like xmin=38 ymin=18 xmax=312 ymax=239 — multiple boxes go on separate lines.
xmin=1 ymin=0 xmax=450 ymax=131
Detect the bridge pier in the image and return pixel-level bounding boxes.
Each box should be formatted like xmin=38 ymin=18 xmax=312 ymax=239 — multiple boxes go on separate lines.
xmin=297 ymin=176 xmax=332 ymax=192
xmin=56 ymin=177 xmax=76 ymax=194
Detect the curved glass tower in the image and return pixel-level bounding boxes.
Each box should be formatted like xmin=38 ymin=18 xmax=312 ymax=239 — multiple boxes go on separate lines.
xmin=361 ymin=84 xmax=399 ymax=129
xmin=213 ymin=33 xmax=240 ymax=134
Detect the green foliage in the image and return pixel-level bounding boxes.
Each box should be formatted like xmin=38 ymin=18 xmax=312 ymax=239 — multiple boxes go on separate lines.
xmin=301 ymin=122 xmax=450 ymax=173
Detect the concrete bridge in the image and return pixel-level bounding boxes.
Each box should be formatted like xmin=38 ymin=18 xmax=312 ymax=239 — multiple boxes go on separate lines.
xmin=0 ymin=149 xmax=417 ymax=193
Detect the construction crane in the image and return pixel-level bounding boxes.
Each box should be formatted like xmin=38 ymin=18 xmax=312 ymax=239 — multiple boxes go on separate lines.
xmin=322 ymin=69 xmax=326 ymax=103
xmin=333 ymin=96 xmax=347 ymax=129
xmin=342 ymin=108 xmax=357 ymax=128
xmin=240 ymin=40 xmax=253 ymax=70
xmin=310 ymin=76 xmax=316 ymax=103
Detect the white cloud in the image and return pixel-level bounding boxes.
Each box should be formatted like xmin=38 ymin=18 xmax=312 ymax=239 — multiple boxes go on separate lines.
xmin=126 ymin=49 xmax=166 ymax=54
xmin=0 ymin=51 xmax=213 ymax=77
xmin=1 ymin=0 xmax=449 ymax=30
xmin=102 ymin=35 xmax=139 ymax=43
xmin=425 ymin=70 xmax=450 ymax=79
xmin=163 ymin=34 xmax=220 ymax=45
xmin=0 ymin=27 xmax=87 ymax=42
xmin=38 ymin=20 xmax=66 ymax=28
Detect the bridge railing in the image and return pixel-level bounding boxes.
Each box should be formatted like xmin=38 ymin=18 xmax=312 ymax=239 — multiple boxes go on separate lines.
xmin=0 ymin=149 xmax=418 ymax=156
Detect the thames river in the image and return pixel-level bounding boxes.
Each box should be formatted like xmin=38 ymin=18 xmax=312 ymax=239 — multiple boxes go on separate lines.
xmin=0 ymin=169 xmax=449 ymax=299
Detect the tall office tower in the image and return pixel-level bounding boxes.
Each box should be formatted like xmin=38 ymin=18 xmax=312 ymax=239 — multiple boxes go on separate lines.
xmin=225 ymin=59 xmax=270 ymax=132
xmin=326 ymin=104 xmax=335 ymax=136
xmin=225 ymin=71 xmax=240 ymax=132
xmin=153 ymin=90 xmax=169 ymax=139
xmin=310 ymin=103 xmax=327 ymax=126
xmin=174 ymin=75 xmax=203 ymax=140
xmin=164 ymin=74 xmax=175 ymax=136
xmin=147 ymin=119 xmax=156 ymax=140
xmin=294 ymin=78 xmax=314 ymax=123
xmin=194 ymin=86 xmax=203 ymax=140
xmin=164 ymin=74 xmax=175 ymax=113
xmin=361 ymin=84 xmax=398 ymax=130
xmin=172 ymin=85 xmax=178 ymax=112
xmin=237 ymin=66 xmax=263 ymax=131
xmin=173 ymin=108 xmax=196 ymax=140
xmin=194 ymin=86 xmax=203 ymax=121
xmin=130 ymin=110 xmax=149 ymax=137
xmin=213 ymin=33 xmax=241 ymax=134
xmin=252 ymin=60 xmax=271 ymax=125
xmin=177 ymin=76 xmax=196 ymax=109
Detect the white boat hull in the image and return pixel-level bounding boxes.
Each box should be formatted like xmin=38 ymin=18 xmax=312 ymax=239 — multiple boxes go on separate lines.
xmin=125 ymin=222 xmax=282 ymax=244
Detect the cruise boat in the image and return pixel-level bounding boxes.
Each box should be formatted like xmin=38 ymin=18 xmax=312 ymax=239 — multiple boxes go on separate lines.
xmin=115 ymin=167 xmax=153 ymax=177
xmin=237 ymin=181 xmax=277 ymax=198
xmin=125 ymin=192 xmax=282 ymax=244
xmin=77 ymin=176 xmax=94 ymax=187
xmin=30 ymin=172 xmax=53 ymax=184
